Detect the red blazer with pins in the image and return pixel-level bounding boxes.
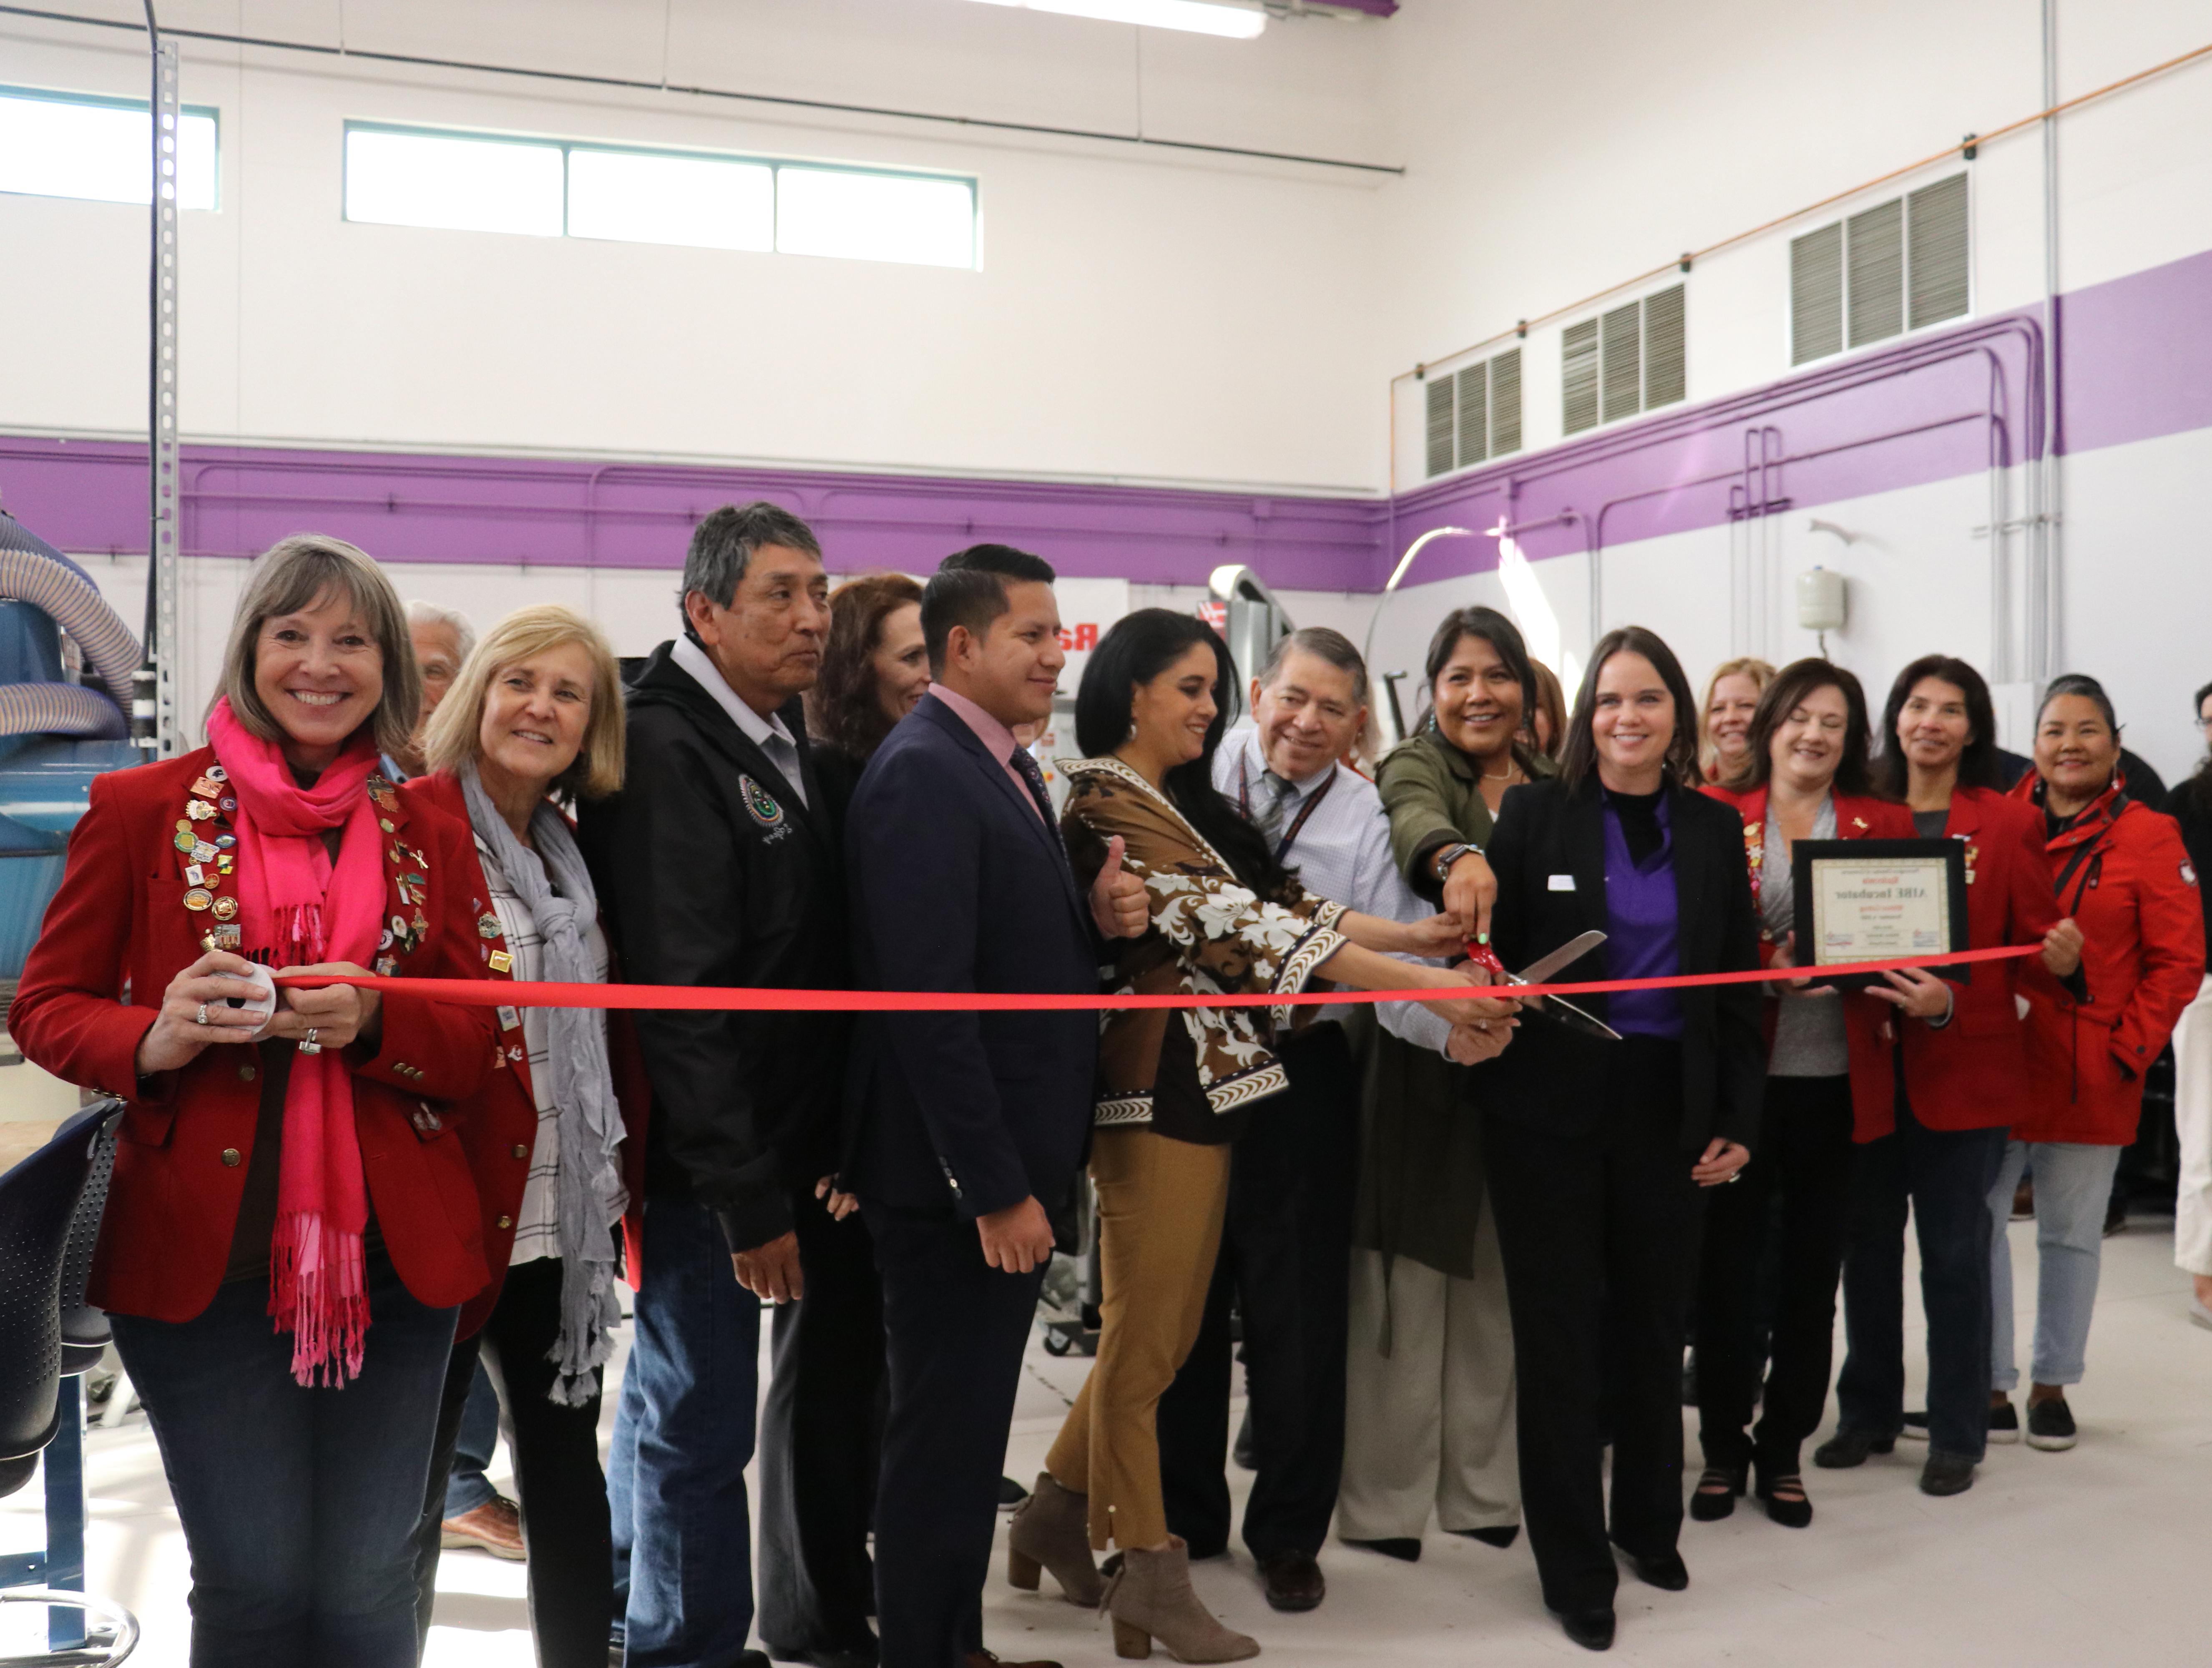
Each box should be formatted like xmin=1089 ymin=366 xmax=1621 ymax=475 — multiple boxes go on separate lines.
xmin=1835 ymin=784 xmax=2059 ymax=1143
xmin=1701 ymin=782 xmax=1917 ymax=1061
xmin=10 ymin=746 xmax=500 ymax=1323
xmin=400 ymin=771 xmax=651 ymax=1337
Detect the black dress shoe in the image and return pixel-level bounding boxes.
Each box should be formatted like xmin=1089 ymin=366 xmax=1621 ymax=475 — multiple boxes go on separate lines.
xmin=998 ymin=1474 xmax=1031 ymax=1510
xmin=1256 ymin=1548 xmax=1325 ymax=1612
xmin=1812 ymin=1427 xmax=1896 ymax=1468
xmin=1919 ymin=1450 xmax=1977 ymax=1496
xmin=1451 ymin=1524 xmax=1520 ymax=1549
xmin=1611 ymin=1540 xmax=1689 ymax=1591
xmin=1550 ymin=1606 xmax=1616 ymax=1650
xmin=777 ymin=1648 xmax=877 ymax=1668
xmin=1340 ymin=1536 xmax=1421 ymax=1562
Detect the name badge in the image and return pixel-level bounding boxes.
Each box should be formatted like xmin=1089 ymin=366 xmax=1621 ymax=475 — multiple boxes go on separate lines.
xmin=1548 ymin=874 xmax=1576 ymax=892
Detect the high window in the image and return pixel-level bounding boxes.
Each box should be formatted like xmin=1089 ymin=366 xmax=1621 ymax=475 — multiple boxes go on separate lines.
xmin=342 ymin=123 xmax=978 ymax=269
xmin=1790 ymin=173 xmax=1968 ymax=364
xmin=0 ymin=84 xmax=218 ymax=211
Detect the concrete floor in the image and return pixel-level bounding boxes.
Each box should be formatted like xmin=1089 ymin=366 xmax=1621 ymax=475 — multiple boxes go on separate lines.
xmin=3 ymin=1216 xmax=2206 ymax=1666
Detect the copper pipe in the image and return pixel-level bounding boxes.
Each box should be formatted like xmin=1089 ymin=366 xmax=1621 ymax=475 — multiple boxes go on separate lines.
xmin=1388 ymin=35 xmax=2212 ymax=401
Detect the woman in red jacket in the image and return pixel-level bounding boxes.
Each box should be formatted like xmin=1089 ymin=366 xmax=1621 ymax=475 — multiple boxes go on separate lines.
xmin=399 ymin=605 xmax=643 ymax=1668
xmin=1983 ymin=675 xmax=2203 ymax=1450
xmin=10 ymin=535 xmax=497 ymax=1668
xmin=1815 ymin=655 xmax=2081 ymax=1498
xmin=1693 ymin=659 xmax=1913 ymax=1528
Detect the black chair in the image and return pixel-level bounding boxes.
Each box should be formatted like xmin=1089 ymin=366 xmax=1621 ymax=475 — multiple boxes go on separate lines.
xmin=0 ymin=1098 xmax=138 ymax=1664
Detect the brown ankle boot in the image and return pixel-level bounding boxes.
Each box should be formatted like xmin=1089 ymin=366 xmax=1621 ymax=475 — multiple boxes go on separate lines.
xmin=1102 ymin=1537 xmax=1259 ymax=1662
xmin=1005 ymin=1472 xmax=1103 ymax=1606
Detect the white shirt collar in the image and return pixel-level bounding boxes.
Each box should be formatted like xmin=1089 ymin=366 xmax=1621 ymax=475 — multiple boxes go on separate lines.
xmin=671 ymin=633 xmax=798 ymax=754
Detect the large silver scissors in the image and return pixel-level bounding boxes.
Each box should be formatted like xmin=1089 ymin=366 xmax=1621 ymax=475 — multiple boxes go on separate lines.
xmin=1502 ymin=930 xmax=1621 ymax=1042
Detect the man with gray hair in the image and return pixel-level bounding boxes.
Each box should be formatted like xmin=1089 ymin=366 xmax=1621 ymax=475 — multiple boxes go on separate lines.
xmin=580 ymin=501 xmax=850 ymax=1668
xmin=386 ymin=600 xmax=476 ymax=779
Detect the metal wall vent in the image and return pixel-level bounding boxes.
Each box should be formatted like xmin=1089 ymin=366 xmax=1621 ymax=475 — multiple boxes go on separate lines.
xmin=1791 ymin=172 xmax=1969 ymax=364
xmin=1563 ymin=284 xmax=1685 ymax=436
xmin=1424 ymin=346 xmax=1525 ymax=478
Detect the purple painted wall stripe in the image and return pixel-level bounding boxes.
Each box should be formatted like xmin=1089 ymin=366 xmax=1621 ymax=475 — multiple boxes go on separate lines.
xmin=0 ymin=242 xmax=2204 ymax=594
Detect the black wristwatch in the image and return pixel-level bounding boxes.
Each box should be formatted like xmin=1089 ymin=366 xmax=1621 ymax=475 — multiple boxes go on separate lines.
xmin=1432 ymin=841 xmax=1481 ymax=884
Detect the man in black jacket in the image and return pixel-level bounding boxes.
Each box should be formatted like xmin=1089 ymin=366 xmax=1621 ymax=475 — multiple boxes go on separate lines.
xmin=580 ymin=501 xmax=845 ymax=1668
xmin=845 ymin=545 xmax=1146 ymax=1668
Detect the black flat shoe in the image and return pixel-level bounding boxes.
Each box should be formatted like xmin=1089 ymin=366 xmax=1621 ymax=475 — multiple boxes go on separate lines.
xmin=1689 ymin=1463 xmax=1745 ymax=1521
xmin=1610 ymin=1540 xmax=1689 ymax=1591
xmin=1919 ymin=1450 xmax=1977 ymax=1496
xmin=1340 ymin=1536 xmax=1422 ymax=1562
xmin=1812 ymin=1427 xmax=1896 ymax=1469
xmin=1451 ymin=1524 xmax=1520 ymax=1549
xmin=1753 ymin=1461 xmax=1812 ymax=1528
xmin=1550 ymin=1605 xmax=1616 ymax=1651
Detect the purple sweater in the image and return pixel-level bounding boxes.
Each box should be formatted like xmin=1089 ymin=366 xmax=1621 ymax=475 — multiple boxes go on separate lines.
xmin=1602 ymin=786 xmax=1685 ymax=1040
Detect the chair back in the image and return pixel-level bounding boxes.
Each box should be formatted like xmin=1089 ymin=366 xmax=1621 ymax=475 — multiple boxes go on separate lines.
xmin=0 ymin=1100 xmax=120 ymax=1475
xmin=56 ymin=1121 xmax=115 ymax=1377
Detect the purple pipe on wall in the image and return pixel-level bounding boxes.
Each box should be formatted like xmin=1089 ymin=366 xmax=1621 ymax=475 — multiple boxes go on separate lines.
xmin=0 ymin=241 xmax=2204 ymax=595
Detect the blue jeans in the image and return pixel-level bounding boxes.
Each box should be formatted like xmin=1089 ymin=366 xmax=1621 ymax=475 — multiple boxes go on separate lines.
xmin=441 ymin=1359 xmax=501 ymax=1516
xmin=1835 ymin=1101 xmax=2007 ymax=1460
xmin=1988 ymin=1140 xmax=2122 ymax=1389
xmin=608 ymin=1196 xmax=762 ymax=1667
xmin=111 ymin=1256 xmax=457 ymax=1668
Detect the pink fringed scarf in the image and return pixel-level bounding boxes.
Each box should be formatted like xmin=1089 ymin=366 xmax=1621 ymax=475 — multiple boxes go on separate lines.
xmin=207 ymin=698 xmax=386 ymax=1387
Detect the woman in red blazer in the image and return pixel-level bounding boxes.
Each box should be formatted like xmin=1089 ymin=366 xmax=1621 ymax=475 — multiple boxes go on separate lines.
xmin=1984 ymin=676 xmax=2203 ymax=1451
xmin=1816 ymin=655 xmax=2081 ymax=1498
xmin=1692 ymin=660 xmax=1913 ymax=1529
xmin=10 ymin=535 xmax=497 ymax=1668
xmin=396 ymin=604 xmax=645 ymax=1668
xmin=14 ymin=533 xmax=498 ymax=1663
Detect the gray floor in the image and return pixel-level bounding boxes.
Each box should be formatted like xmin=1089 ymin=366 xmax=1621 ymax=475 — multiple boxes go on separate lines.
xmin=3 ymin=1216 xmax=2204 ymax=1665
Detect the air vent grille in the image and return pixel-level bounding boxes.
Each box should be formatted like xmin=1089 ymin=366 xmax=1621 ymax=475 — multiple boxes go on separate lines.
xmin=1425 ymin=377 xmax=1454 ymax=478
xmin=1847 ymin=198 xmax=1904 ymax=348
xmin=1908 ymin=173 xmax=1970 ymax=329
xmin=1562 ymin=319 xmax=1600 ymax=436
xmin=1642 ymin=284 xmax=1686 ymax=409
xmin=1422 ymin=347 xmax=1526 ymax=477
xmin=1791 ymin=221 xmax=1845 ymax=364
xmin=1455 ymin=362 xmax=1489 ymax=467
xmin=1489 ymin=347 xmax=1522 ymax=456
xmin=1793 ymin=173 xmax=1969 ymax=363
xmin=1563 ymin=284 xmax=1685 ymax=436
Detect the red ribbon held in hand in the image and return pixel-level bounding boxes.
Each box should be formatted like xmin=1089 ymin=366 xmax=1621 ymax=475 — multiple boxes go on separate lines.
xmin=277 ymin=943 xmax=2038 ymax=1014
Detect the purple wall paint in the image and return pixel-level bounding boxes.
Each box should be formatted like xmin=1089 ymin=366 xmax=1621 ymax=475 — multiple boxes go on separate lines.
xmin=0 ymin=243 xmax=2204 ymax=596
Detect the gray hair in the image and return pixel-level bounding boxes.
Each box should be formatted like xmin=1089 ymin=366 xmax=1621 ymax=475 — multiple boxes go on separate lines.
xmin=1257 ymin=626 xmax=1367 ymax=691
xmin=405 ymin=598 xmax=476 ymax=666
xmin=681 ymin=501 xmax=823 ymax=620
xmin=2038 ymin=672 xmax=2119 ymax=734
xmin=213 ymin=534 xmax=420 ymax=756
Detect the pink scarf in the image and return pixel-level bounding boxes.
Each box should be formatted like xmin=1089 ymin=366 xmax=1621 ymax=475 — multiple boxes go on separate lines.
xmin=206 ymin=698 xmax=386 ymax=1387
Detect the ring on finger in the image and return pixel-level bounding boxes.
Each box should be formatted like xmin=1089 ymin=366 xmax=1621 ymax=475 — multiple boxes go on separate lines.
xmin=299 ymin=1027 xmax=322 ymax=1055
xmin=194 ymin=1002 xmax=209 ymax=1026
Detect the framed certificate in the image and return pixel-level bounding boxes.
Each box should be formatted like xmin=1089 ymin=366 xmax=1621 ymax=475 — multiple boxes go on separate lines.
xmin=1789 ymin=838 xmax=1968 ymax=989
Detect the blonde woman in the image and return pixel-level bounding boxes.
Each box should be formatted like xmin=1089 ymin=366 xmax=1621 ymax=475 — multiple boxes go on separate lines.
xmin=405 ymin=605 xmax=641 ymax=1668
xmin=1699 ymin=656 xmax=1775 ymax=786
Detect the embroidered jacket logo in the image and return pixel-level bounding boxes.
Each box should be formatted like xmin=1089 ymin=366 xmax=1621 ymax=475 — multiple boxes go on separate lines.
xmin=739 ymin=774 xmax=784 ymax=828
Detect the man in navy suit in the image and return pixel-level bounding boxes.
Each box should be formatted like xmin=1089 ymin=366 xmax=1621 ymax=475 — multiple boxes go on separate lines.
xmin=844 ymin=544 xmax=1147 ymax=1668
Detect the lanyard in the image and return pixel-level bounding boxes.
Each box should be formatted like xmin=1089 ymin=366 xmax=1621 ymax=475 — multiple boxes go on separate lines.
xmin=1238 ymin=756 xmax=1337 ymax=862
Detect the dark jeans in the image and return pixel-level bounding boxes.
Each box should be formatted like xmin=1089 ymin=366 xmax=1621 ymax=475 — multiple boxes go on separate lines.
xmin=866 ymin=1199 xmax=1046 ymax=1668
xmin=1483 ymin=1038 xmax=1704 ymax=1615
xmin=759 ymin=1185 xmax=885 ymax=1662
xmin=1836 ymin=1097 xmax=2008 ymax=1460
xmin=111 ymin=1254 xmax=457 ymax=1668
xmin=608 ymin=1196 xmax=763 ymax=1668
xmin=1695 ymin=1073 xmax=1856 ymax=1475
xmin=442 ymin=1359 xmax=501 ymax=1516
xmin=412 ymin=1256 xmax=614 ymax=1668
xmin=1159 ymin=1022 xmax=1358 ymax=1561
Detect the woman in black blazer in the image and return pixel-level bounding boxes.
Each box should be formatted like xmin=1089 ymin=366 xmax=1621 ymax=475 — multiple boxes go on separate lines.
xmin=1476 ymin=626 xmax=1764 ymax=1653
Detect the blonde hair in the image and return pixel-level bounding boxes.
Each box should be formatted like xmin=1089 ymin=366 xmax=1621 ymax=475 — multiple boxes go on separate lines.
xmin=213 ymin=534 xmax=419 ymax=756
xmin=423 ymin=604 xmax=626 ymax=799
xmin=1698 ymin=656 xmax=1777 ymax=783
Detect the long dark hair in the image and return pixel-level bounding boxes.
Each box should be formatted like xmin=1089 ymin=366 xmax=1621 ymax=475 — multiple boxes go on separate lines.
xmin=1075 ymin=608 xmax=1292 ymax=901
xmin=1744 ymin=658 xmax=1879 ymax=798
xmin=1421 ymin=606 xmax=1536 ymax=740
xmin=806 ymin=572 xmax=923 ymax=761
xmin=1873 ymin=655 xmax=2003 ymax=797
xmin=1558 ymin=625 xmax=1700 ymax=789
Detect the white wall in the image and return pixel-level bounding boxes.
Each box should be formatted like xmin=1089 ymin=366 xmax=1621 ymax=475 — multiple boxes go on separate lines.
xmin=0 ymin=0 xmax=1394 ymax=492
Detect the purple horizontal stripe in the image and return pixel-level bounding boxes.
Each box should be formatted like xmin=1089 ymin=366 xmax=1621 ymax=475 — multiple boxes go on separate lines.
xmin=1 ymin=244 xmax=2204 ymax=594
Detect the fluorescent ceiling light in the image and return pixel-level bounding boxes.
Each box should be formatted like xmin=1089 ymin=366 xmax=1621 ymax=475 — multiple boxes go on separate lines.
xmin=968 ymin=0 xmax=1266 ymax=40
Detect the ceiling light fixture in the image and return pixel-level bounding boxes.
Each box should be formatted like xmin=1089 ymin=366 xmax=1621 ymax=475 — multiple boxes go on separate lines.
xmin=967 ymin=0 xmax=1266 ymax=41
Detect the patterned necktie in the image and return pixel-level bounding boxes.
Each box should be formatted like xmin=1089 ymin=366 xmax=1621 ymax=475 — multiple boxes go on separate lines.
xmin=1009 ymin=746 xmax=1060 ymax=835
xmin=1251 ymin=771 xmax=1300 ymax=849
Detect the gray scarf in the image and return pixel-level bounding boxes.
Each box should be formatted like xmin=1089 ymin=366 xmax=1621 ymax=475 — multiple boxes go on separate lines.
xmin=463 ymin=764 xmax=625 ymax=1407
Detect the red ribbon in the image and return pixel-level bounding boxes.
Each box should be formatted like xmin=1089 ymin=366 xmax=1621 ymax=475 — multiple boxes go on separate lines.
xmin=276 ymin=943 xmax=2037 ymax=1013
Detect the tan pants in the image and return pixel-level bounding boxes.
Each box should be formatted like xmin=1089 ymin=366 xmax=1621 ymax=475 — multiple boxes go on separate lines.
xmin=1046 ymin=1128 xmax=1231 ymax=1550
xmin=1335 ymin=1206 xmax=1521 ymax=1540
